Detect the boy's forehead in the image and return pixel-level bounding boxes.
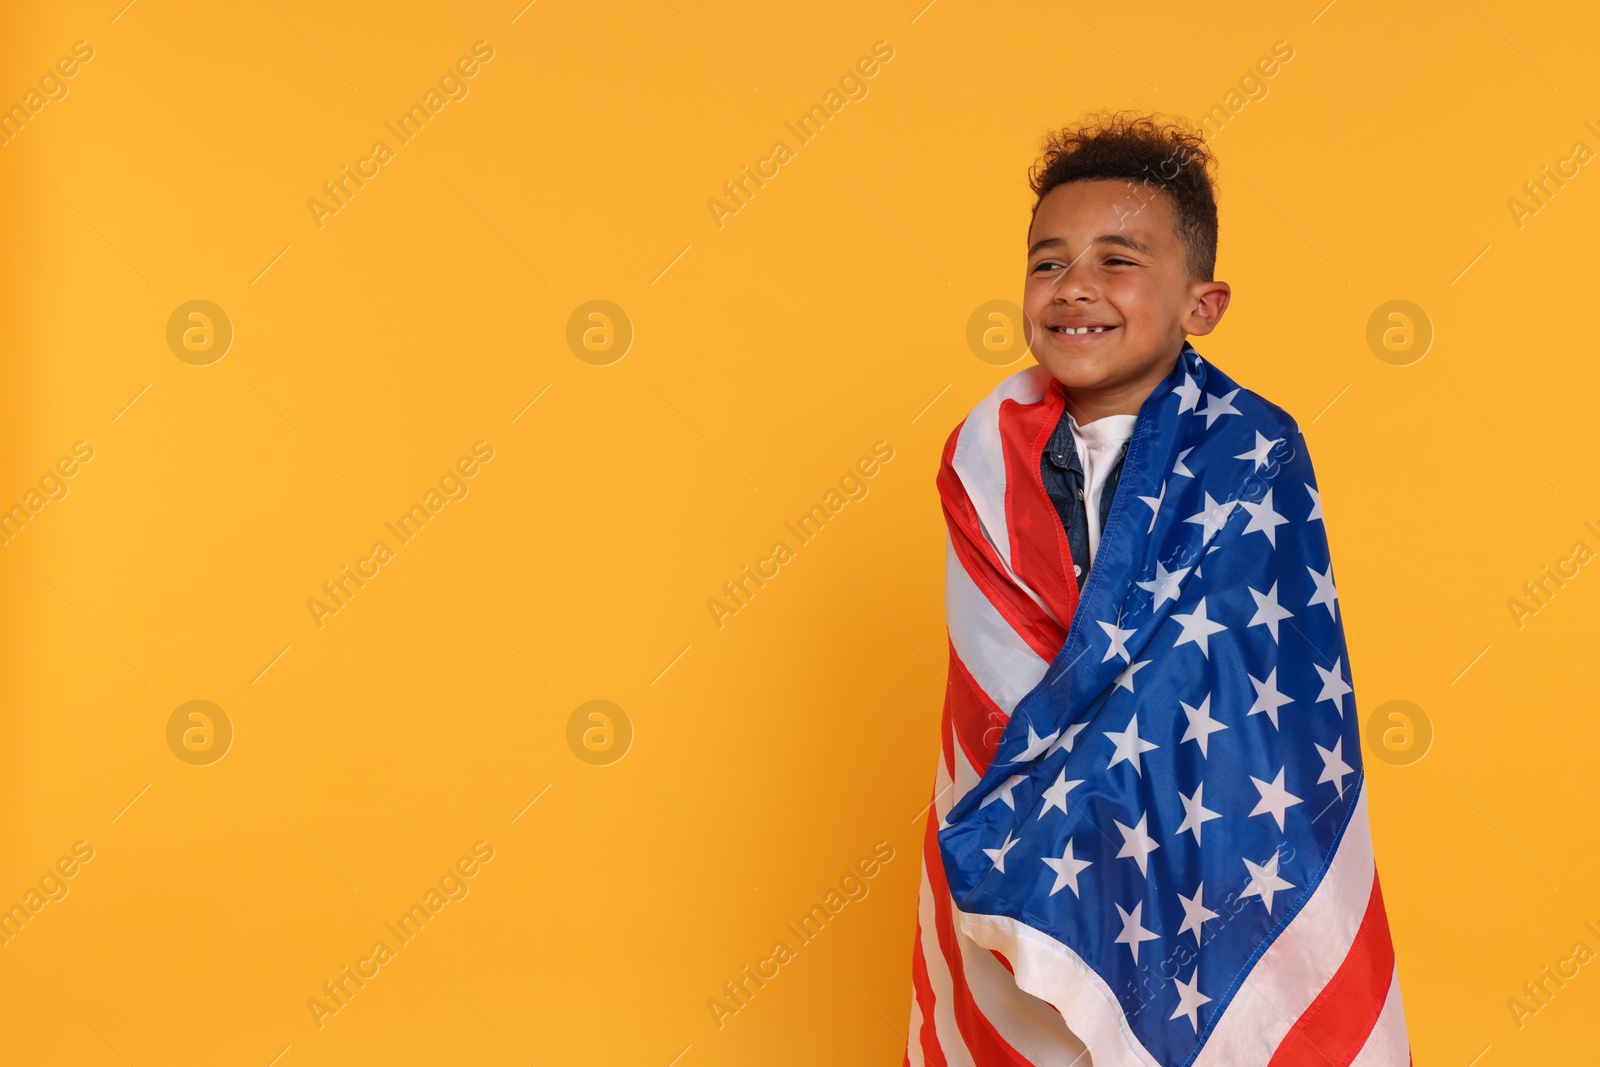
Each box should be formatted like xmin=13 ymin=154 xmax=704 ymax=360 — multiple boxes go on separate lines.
xmin=1027 ymin=179 xmax=1176 ymax=250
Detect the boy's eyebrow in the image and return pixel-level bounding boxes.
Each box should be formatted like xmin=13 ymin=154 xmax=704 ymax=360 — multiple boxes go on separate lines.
xmin=1027 ymin=233 xmax=1156 ymax=258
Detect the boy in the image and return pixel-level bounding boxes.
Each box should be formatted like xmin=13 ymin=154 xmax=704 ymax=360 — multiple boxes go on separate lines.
xmin=906 ymin=113 xmax=1409 ymax=1066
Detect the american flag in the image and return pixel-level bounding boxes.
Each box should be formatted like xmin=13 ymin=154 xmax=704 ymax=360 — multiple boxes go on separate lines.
xmin=907 ymin=342 xmax=1409 ymax=1066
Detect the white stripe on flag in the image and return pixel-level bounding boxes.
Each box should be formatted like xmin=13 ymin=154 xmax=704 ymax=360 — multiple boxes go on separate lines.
xmin=917 ymin=860 xmax=979 ymax=1067
xmin=950 ymin=366 xmax=1051 ymax=577
xmin=1192 ymin=782 xmax=1377 ymax=1067
xmin=949 ymin=738 xmax=984 ymax=819
xmin=957 ymin=926 xmax=1093 ymax=1067
xmin=954 ymin=908 xmax=1162 ymax=1067
xmin=945 ymin=540 xmax=1050 ymax=717
xmin=1348 ymin=965 xmax=1408 ymax=1066
xmin=905 ymin=979 xmax=928 ymax=1067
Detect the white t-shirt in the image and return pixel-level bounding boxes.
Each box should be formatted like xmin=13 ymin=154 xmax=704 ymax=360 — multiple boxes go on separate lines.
xmin=1068 ymin=411 xmax=1138 ymax=565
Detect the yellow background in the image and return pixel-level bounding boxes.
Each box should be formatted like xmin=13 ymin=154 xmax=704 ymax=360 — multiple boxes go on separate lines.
xmin=2 ymin=0 xmax=1596 ymax=1063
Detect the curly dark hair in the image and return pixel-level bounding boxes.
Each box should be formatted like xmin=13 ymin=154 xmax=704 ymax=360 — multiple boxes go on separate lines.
xmin=1028 ymin=110 xmax=1219 ymax=282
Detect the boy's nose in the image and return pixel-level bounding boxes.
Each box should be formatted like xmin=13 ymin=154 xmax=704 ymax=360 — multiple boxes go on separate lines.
xmin=1053 ymin=262 xmax=1098 ymax=299
xmin=1054 ymin=285 xmax=1097 ymax=303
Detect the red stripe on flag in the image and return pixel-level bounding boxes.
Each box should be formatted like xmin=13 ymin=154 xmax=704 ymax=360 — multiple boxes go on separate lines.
xmin=922 ymin=816 xmax=1037 ymax=1066
xmin=996 ymin=387 xmax=1080 ymax=631
xmin=1267 ymin=870 xmax=1397 ymax=1067
xmin=947 ymin=643 xmax=1010 ymax=777
xmin=909 ymin=912 xmax=950 ymax=1067
xmin=939 ymin=436 xmax=1066 ymax=662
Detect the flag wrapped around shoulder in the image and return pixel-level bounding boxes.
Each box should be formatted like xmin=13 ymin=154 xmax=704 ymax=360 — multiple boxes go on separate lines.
xmin=906 ymin=342 xmax=1409 ymax=1066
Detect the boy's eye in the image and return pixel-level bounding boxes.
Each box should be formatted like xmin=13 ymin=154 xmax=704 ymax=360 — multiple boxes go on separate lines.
xmin=1031 ymin=257 xmax=1138 ymax=273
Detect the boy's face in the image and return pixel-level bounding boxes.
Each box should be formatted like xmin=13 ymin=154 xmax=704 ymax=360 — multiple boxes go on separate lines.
xmin=1023 ymin=179 xmax=1229 ymax=417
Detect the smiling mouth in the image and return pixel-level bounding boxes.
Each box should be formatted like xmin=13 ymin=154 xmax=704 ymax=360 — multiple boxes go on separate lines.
xmin=1048 ymin=324 xmax=1118 ymax=337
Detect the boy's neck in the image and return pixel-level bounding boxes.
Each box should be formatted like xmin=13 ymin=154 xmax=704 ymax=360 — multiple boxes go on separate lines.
xmin=1058 ymin=346 xmax=1183 ymax=424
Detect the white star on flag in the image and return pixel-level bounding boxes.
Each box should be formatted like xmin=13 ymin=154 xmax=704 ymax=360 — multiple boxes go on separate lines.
xmin=1114 ymin=812 xmax=1162 ymax=874
xmin=1249 ymin=767 xmax=1304 ymax=831
xmin=1098 ymin=618 xmax=1137 ymax=663
xmin=979 ymin=774 xmax=1027 ymax=809
xmin=1179 ymin=694 xmax=1228 ymax=757
xmin=1136 ymin=561 xmax=1190 ymax=610
xmin=1240 ymin=850 xmax=1296 ymax=912
xmin=1137 ymin=480 xmax=1166 ymax=534
xmin=1042 ymin=839 xmax=1093 ymax=897
xmin=1314 ymin=657 xmax=1353 ymax=715
xmin=1174 ymin=373 xmax=1201 ymax=413
xmin=1176 ymin=783 xmax=1222 ymax=845
xmin=1104 ymin=713 xmax=1159 ymax=775
xmin=1112 ymin=659 xmax=1151 ymax=693
xmin=1183 ymin=492 xmax=1238 ymax=542
xmin=1197 ymin=387 xmax=1242 ymax=428
xmin=1246 ymin=581 xmax=1293 ymax=642
xmin=1114 ymin=901 xmax=1160 ymax=962
xmin=1234 ymin=431 xmax=1283 ymax=470
xmin=1171 ymin=968 xmax=1212 ymax=1032
xmin=1173 ymin=447 xmax=1195 ymax=478
xmin=983 ymin=831 xmax=1021 ymax=873
xmin=1317 ymin=738 xmax=1354 ymax=797
xmin=1171 ymin=597 xmax=1228 ymax=657
xmin=1006 ymin=723 xmax=1061 ymax=763
xmin=1037 ymin=769 xmax=1084 ymax=820
xmin=1241 ymin=488 xmax=1289 ymax=547
xmin=1306 ymin=483 xmax=1323 ymax=522
xmin=1307 ymin=562 xmax=1339 ymax=619
xmin=1246 ymin=667 xmax=1295 ymax=728
xmin=1177 ymin=882 xmax=1220 ymax=946
xmin=1044 ymin=721 xmax=1088 ymax=757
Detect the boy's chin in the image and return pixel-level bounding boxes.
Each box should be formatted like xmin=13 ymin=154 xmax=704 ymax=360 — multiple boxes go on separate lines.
xmin=1031 ymin=352 xmax=1125 ymax=392
xmin=1031 ymin=340 xmax=1180 ymax=395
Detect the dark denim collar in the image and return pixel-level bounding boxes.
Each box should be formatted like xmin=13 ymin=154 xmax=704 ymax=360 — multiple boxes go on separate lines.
xmin=1043 ymin=343 xmax=1191 ymax=473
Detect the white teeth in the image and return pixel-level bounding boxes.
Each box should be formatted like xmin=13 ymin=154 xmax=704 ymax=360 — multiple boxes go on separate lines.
xmin=1058 ymin=326 xmax=1111 ymax=334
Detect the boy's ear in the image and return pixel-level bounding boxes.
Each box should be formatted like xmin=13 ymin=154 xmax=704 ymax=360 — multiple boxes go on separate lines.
xmin=1180 ymin=279 xmax=1231 ymax=336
